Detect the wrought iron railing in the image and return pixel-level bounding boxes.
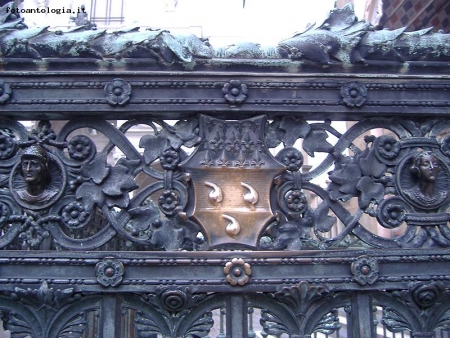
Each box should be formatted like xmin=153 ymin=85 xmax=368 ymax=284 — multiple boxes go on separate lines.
xmin=1 ymin=2 xmax=450 ymax=337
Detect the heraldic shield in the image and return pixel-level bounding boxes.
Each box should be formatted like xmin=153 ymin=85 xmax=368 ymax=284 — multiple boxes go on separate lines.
xmin=181 ymin=115 xmax=286 ymax=249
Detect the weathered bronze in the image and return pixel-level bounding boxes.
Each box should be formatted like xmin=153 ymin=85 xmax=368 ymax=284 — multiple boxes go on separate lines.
xmin=12 ymin=144 xmax=62 ymax=207
xmin=402 ymin=150 xmax=449 ymax=209
xmin=1 ymin=2 xmax=450 ymax=337
xmin=181 ymin=115 xmax=285 ymax=249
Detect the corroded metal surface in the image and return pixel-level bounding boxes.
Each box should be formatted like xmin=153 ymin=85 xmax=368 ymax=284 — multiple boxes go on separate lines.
xmin=1 ymin=2 xmax=450 ymax=338
xmin=1 ymin=1 xmax=450 ymax=74
xmin=2 ymin=116 xmax=450 ymax=252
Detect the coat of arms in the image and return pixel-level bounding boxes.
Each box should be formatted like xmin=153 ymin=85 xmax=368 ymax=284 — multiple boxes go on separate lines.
xmin=181 ymin=115 xmax=286 ymax=249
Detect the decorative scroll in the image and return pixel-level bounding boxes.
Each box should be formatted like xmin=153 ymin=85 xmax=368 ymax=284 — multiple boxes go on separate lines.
xmin=1 ymin=115 xmax=450 ymax=251
xmin=1 ymin=2 xmax=450 ymax=66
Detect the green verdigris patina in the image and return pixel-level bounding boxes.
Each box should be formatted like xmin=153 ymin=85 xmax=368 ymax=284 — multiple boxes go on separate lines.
xmin=0 ymin=1 xmax=449 ymax=72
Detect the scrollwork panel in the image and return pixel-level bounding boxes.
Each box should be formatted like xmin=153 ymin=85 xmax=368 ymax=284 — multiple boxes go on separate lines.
xmin=1 ymin=115 xmax=450 ymax=251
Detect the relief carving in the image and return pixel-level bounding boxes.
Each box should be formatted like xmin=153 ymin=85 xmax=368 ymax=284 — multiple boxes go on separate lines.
xmin=10 ymin=145 xmax=64 ymax=209
xmin=400 ymin=151 xmax=449 ymax=210
xmin=241 ymin=182 xmax=259 ymax=207
xmin=181 ymin=115 xmax=286 ymax=249
xmin=204 ymin=181 xmax=223 ymax=205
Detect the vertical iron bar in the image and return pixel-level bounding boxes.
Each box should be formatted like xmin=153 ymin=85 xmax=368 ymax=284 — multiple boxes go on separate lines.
xmin=217 ymin=308 xmax=226 ymax=338
xmin=99 ymin=295 xmax=122 ymax=338
xmin=348 ymin=293 xmax=375 ymax=338
xmin=226 ymin=295 xmax=248 ymax=338
xmin=248 ymin=307 xmax=256 ymax=338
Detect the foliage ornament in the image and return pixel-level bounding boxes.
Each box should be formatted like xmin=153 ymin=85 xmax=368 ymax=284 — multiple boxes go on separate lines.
xmin=224 ymin=258 xmax=252 ymax=286
xmin=17 ymin=213 xmax=51 ymax=249
xmin=0 ymin=80 xmax=12 ymax=104
xmin=385 ymin=282 xmax=450 ymax=336
xmin=104 ymin=78 xmax=132 ymax=106
xmin=95 ymin=257 xmax=125 ymax=287
xmin=75 ymin=154 xmax=139 ymax=210
xmin=273 ymin=281 xmax=330 ymax=318
xmin=10 ymin=280 xmax=77 ymax=308
xmin=351 ymin=255 xmax=379 ymax=285
xmin=0 ymin=129 xmax=16 ymax=159
xmin=139 ymin=287 xmax=212 ymax=337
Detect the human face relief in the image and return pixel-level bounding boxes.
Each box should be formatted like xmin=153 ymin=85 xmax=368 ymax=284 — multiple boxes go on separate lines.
xmin=419 ymin=154 xmax=441 ymax=182
xmin=21 ymin=156 xmax=44 ymax=184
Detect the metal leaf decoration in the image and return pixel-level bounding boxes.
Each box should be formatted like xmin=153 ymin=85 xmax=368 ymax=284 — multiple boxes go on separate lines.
xmin=436 ymin=309 xmax=450 ymax=332
xmin=312 ymin=309 xmax=342 ymax=335
xmin=139 ymin=134 xmax=168 ymax=165
xmin=279 ymin=116 xmax=310 ymax=147
xmin=58 ymin=312 xmax=87 ymax=338
xmin=4 ymin=312 xmax=36 ymax=338
xmin=303 ymin=129 xmax=333 ymax=157
xmin=265 ymin=118 xmax=285 ymax=148
xmin=260 ymin=309 xmax=289 ymax=337
xmin=274 ymin=282 xmax=330 ymax=318
xmin=184 ymin=312 xmax=214 ymax=338
xmin=135 ymin=311 xmax=161 ymax=337
xmin=382 ymin=307 xmax=411 ymax=333
xmin=314 ymin=201 xmax=336 ymax=233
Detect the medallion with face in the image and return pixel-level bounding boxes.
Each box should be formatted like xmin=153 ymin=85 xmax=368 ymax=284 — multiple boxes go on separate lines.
xmin=398 ymin=150 xmax=450 ymax=210
xmin=10 ymin=145 xmax=65 ymax=210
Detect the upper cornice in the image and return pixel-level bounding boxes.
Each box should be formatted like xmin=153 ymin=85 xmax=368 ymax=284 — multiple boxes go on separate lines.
xmin=0 ymin=2 xmax=449 ymax=75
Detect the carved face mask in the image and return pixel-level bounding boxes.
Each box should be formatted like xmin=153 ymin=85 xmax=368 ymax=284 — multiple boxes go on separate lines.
xmin=418 ymin=154 xmax=441 ymax=182
xmin=21 ymin=156 xmax=45 ymax=184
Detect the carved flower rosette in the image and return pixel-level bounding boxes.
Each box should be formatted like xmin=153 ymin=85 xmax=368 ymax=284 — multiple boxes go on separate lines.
xmin=351 ymin=255 xmax=379 ymax=285
xmin=67 ymin=135 xmax=96 ymax=161
xmin=222 ymin=80 xmax=248 ymax=105
xmin=377 ymin=197 xmax=412 ymax=229
xmin=411 ymin=282 xmax=442 ymax=308
xmin=61 ymin=201 xmax=90 ymax=229
xmin=0 ymin=130 xmax=17 ymax=160
xmin=224 ymin=258 xmax=252 ymax=286
xmin=95 ymin=257 xmax=124 ymax=287
xmin=104 ymin=78 xmax=132 ymax=106
xmin=340 ymin=82 xmax=367 ymax=107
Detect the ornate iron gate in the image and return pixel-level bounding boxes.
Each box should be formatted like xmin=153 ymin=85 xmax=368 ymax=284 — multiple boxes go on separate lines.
xmin=1 ymin=3 xmax=450 ymax=337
